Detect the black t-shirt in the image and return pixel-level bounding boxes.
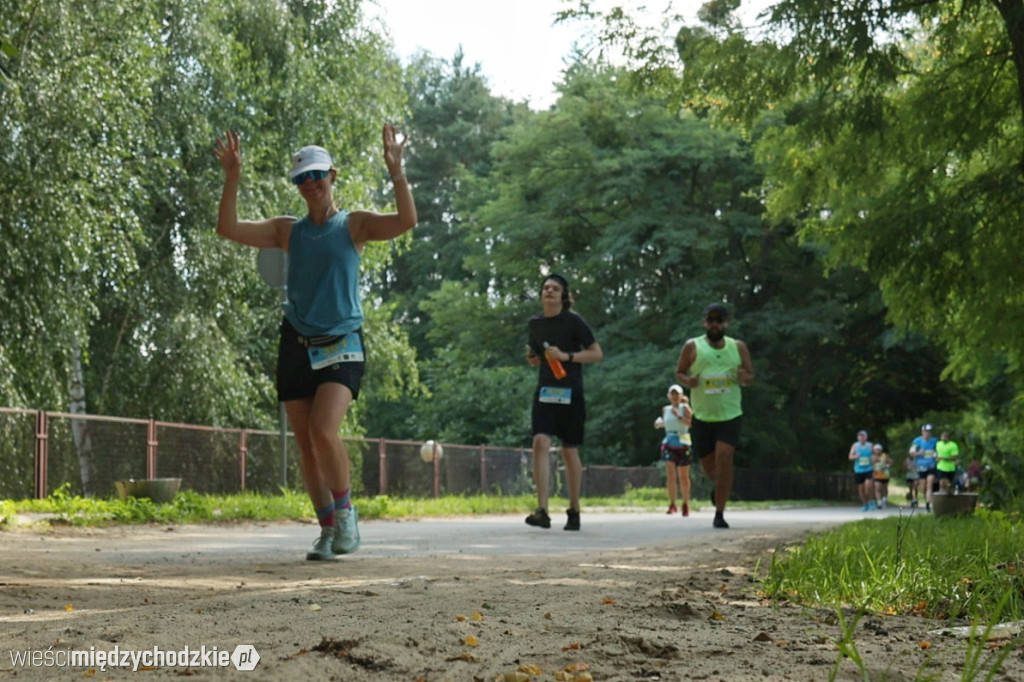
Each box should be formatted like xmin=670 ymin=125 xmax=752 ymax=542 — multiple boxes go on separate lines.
xmin=527 ymin=310 xmax=596 ymax=389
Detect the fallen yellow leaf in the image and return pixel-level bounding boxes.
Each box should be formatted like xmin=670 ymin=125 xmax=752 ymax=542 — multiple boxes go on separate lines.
xmin=918 ymin=641 xmax=931 ymax=650
xmin=455 ymin=614 xmax=467 ymax=621
xmin=564 ymin=662 xmax=589 ymax=672
xmin=543 ymin=612 xmax=553 ymax=620
xmin=602 ymin=598 xmax=615 ymax=605
xmin=463 ymin=635 xmax=479 ymax=647
xmin=517 ymin=664 xmax=543 ymax=675
xmin=472 ymin=611 xmax=484 ymax=621
xmin=64 ymin=604 xmax=74 ymax=612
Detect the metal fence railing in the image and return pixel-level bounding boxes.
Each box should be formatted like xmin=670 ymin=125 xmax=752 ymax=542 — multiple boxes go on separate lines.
xmin=1 ymin=407 xmax=855 ymax=502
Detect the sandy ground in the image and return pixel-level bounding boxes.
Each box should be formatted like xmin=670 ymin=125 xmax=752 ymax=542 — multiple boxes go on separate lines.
xmin=1 ymin=513 xmax=1021 ymax=682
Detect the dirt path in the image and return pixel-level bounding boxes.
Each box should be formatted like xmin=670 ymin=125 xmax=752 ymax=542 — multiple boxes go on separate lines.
xmin=1 ymin=518 xmax=1020 ymax=681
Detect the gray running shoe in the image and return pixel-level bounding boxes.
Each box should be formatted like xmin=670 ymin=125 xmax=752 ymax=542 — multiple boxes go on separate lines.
xmin=306 ymin=526 xmax=337 ymax=561
xmin=333 ymin=507 xmax=361 ymax=554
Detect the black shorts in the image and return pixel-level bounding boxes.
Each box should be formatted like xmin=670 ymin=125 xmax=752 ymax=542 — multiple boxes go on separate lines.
xmin=531 ymin=388 xmax=586 ymax=447
xmin=661 ymin=444 xmax=693 ymax=467
xmin=854 ymin=471 xmax=873 ymax=485
xmin=689 ymin=415 xmax=742 ymax=459
xmin=276 ymin=320 xmax=365 ymax=402
xmin=937 ymin=469 xmax=957 ymax=481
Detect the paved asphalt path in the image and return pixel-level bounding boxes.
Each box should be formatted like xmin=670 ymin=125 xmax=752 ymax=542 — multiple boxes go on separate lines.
xmin=87 ymin=504 xmax=911 ymax=565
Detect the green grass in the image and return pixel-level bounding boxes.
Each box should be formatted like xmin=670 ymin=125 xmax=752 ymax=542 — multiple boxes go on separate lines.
xmin=760 ymin=508 xmax=1024 ymax=681
xmin=1 ymin=484 xmax=831 ymax=527
xmin=760 ymin=508 xmax=1023 ymax=622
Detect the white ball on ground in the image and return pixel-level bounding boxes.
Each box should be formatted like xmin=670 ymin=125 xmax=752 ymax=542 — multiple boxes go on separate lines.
xmin=420 ymin=440 xmax=443 ymax=463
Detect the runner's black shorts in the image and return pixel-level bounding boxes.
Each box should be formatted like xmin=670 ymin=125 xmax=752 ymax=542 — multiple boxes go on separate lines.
xmin=689 ymin=415 xmax=742 ymax=459
xmin=276 ymin=319 xmax=365 ymax=402
xmin=531 ymin=389 xmax=586 ymax=448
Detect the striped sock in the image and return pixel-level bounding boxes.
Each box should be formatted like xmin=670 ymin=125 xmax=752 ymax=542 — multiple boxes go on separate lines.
xmin=332 ymin=489 xmax=351 ymax=512
xmin=316 ymin=503 xmax=335 ymax=528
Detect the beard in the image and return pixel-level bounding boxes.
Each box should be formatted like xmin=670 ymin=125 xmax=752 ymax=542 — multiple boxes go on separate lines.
xmin=706 ymin=328 xmax=725 ymax=342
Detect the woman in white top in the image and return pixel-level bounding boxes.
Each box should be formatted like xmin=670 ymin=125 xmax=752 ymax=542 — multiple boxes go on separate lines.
xmin=654 ymin=384 xmax=694 ymax=516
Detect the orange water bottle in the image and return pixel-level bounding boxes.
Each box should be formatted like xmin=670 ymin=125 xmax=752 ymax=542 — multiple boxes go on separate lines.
xmin=543 ymin=342 xmax=567 ymax=379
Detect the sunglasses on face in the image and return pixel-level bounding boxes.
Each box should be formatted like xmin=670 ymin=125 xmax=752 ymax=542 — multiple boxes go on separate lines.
xmin=292 ymin=169 xmax=330 ymax=185
xmin=705 ymin=317 xmax=726 ymax=324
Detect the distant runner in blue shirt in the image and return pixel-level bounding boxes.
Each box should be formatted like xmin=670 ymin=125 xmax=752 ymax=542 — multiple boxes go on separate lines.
xmin=909 ymin=424 xmax=938 ymax=512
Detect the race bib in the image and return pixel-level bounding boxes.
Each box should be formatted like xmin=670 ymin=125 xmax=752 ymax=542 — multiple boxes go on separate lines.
xmin=702 ymin=373 xmax=734 ymax=395
xmin=539 ymin=386 xmax=572 ymax=405
xmin=308 ymin=332 xmax=364 ymax=370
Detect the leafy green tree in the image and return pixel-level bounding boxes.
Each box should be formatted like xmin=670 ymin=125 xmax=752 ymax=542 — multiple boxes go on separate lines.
xmin=378 ymin=50 xmax=524 ymax=353
xmin=361 ymin=51 xmax=525 ymax=441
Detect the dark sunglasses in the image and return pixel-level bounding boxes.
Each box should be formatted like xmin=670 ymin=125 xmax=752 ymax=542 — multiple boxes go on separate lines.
xmin=292 ymin=169 xmax=330 ymax=185
xmin=705 ymin=316 xmax=726 ymax=324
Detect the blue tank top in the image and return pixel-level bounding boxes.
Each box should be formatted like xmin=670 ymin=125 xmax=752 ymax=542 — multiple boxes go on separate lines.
xmin=853 ymin=442 xmax=873 ymax=474
xmin=283 ymin=210 xmax=362 ymax=336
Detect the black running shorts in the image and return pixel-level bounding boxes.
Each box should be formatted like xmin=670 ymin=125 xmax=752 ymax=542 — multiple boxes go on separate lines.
xmin=531 ymin=388 xmax=586 ymax=448
xmin=276 ymin=320 xmax=365 ymax=402
xmin=689 ymin=415 xmax=742 ymax=459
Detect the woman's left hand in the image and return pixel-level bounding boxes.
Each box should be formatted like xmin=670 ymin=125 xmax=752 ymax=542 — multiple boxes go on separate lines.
xmin=383 ymin=123 xmax=407 ymax=175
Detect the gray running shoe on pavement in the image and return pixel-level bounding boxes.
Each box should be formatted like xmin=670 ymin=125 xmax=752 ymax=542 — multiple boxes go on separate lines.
xmin=333 ymin=507 xmax=361 ymax=554
xmin=306 ymin=526 xmax=337 ymax=561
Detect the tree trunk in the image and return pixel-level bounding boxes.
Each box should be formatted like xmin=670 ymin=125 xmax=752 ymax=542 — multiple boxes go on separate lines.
xmin=992 ymin=0 xmax=1024 ymax=173
xmin=69 ymin=336 xmax=95 ymax=496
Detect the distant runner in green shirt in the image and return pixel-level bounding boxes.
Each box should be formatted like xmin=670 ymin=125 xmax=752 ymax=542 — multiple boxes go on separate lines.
xmin=936 ymin=430 xmax=960 ymax=493
xmin=675 ymin=303 xmax=755 ymax=529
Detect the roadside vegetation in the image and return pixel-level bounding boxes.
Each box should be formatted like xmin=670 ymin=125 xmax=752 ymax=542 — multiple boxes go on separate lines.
xmin=0 ymin=484 xmax=828 ymax=528
xmin=760 ymin=508 xmax=1023 ymax=680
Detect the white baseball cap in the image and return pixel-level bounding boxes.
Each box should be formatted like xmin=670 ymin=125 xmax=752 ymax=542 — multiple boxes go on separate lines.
xmin=290 ymin=145 xmax=333 ymax=178
xmin=668 ymin=384 xmax=684 ymax=394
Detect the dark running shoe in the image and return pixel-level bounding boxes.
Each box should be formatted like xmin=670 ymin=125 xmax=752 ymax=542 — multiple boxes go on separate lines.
xmin=713 ymin=513 xmax=730 ymax=529
xmin=525 ymin=508 xmax=551 ymax=528
xmin=564 ymin=508 xmax=581 ymax=531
